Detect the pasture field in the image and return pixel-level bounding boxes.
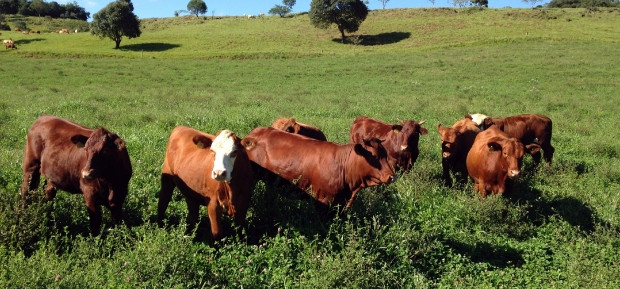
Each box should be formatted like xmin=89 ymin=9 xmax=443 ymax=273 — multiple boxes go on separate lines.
xmin=1 ymin=8 xmax=619 ymax=288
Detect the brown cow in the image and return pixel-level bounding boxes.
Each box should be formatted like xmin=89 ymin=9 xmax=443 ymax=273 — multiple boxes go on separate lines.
xmin=349 ymin=116 xmax=428 ymax=173
xmin=437 ymin=117 xmax=481 ymax=186
xmin=481 ymin=114 xmax=554 ymax=165
xmin=241 ymin=127 xmax=395 ymax=211
xmin=466 ymin=126 xmax=540 ymax=197
xmin=271 ymin=117 xmax=327 ymax=141
xmin=157 ymin=127 xmax=253 ymax=240
xmin=21 ymin=115 xmax=132 ymax=234
xmin=3 ymin=40 xmax=16 ymax=50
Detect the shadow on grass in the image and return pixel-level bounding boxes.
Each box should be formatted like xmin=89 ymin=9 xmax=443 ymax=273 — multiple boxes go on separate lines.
xmin=120 ymin=42 xmax=181 ymax=52
xmin=445 ymin=239 xmax=525 ymax=268
xmin=332 ymin=31 xmax=411 ymax=46
xmin=13 ymin=38 xmax=45 ymax=45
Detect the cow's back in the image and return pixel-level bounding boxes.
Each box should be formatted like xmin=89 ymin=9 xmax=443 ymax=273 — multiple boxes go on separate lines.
xmin=349 ymin=116 xmax=392 ymax=143
xmin=24 ymin=115 xmax=93 ymax=193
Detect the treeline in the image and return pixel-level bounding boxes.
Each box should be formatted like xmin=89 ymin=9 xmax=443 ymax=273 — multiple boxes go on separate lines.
xmin=547 ymin=0 xmax=619 ymax=7
xmin=0 ymin=0 xmax=89 ymax=21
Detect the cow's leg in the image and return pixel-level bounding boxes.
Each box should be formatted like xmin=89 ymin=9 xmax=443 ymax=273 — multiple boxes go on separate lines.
xmin=441 ymin=160 xmax=453 ymax=187
xmin=44 ymin=182 xmax=57 ymax=201
xmin=185 ymin=198 xmax=200 ymax=235
xmin=543 ymin=143 xmax=555 ymax=166
xmin=83 ymin=193 xmax=102 ymax=235
xmin=207 ymin=198 xmax=223 ymax=240
xmin=157 ymin=173 xmax=175 ymax=227
xmin=530 ymin=151 xmax=542 ymax=165
xmin=21 ymin=159 xmax=41 ymax=198
xmin=108 ymin=187 xmax=126 ymax=227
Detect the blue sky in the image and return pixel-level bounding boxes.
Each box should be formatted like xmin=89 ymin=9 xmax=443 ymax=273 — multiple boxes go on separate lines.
xmin=64 ymin=0 xmax=532 ymax=19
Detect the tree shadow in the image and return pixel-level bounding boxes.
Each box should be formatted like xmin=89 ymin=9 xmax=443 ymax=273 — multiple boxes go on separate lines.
xmin=444 ymin=238 xmax=525 ymax=268
xmin=120 ymin=42 xmax=181 ymax=52
xmin=332 ymin=32 xmax=411 ymax=46
xmin=13 ymin=38 xmax=45 ymax=45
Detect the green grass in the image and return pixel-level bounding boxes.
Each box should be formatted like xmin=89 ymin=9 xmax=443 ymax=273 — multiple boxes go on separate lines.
xmin=1 ymin=8 xmax=619 ymax=288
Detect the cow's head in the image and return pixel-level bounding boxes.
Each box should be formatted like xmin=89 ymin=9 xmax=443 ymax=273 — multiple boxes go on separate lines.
xmin=466 ymin=113 xmax=489 ymax=129
xmin=438 ymin=123 xmax=458 ymax=159
xmin=487 ymin=137 xmax=526 ymax=179
xmin=72 ymin=128 xmax=127 ymax=181
xmin=200 ymin=129 xmax=241 ymax=182
xmin=275 ymin=118 xmax=301 ymax=134
xmin=396 ymin=120 xmax=428 ymax=153
xmin=354 ymin=138 xmax=396 ymax=186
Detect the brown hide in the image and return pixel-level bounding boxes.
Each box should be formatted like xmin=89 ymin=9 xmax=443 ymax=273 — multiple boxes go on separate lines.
xmin=437 ymin=118 xmax=481 ymax=186
xmin=349 ymin=116 xmax=428 ymax=173
xmin=466 ymin=126 xmax=532 ymax=197
xmin=21 ymin=115 xmax=132 ymax=234
xmin=271 ymin=117 xmax=327 ymax=141
xmin=482 ymin=114 xmax=554 ymax=165
xmin=157 ymin=126 xmax=253 ymax=240
xmin=241 ymin=127 xmax=395 ymax=210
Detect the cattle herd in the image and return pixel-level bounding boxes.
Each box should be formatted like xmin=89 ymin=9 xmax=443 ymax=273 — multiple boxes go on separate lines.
xmin=19 ymin=113 xmax=554 ymax=239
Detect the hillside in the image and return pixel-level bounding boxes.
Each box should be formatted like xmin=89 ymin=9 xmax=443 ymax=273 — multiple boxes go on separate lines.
xmin=2 ymin=8 xmax=618 ymax=59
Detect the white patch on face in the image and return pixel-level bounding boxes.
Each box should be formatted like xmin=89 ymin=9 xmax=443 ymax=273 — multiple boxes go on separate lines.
xmin=210 ymin=130 xmax=237 ymax=182
xmin=470 ymin=113 xmax=488 ymax=126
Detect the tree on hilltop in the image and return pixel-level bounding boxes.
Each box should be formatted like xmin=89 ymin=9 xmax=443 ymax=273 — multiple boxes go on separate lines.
xmin=90 ymin=0 xmax=141 ymax=49
xmin=309 ymin=0 xmax=368 ymax=43
xmin=269 ymin=0 xmax=296 ymax=17
xmin=187 ymin=0 xmax=207 ymax=17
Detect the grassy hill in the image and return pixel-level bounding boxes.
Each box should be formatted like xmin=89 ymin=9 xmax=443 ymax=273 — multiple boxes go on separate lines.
xmin=0 ymin=8 xmax=619 ymax=288
xmin=2 ymin=8 xmax=618 ymax=58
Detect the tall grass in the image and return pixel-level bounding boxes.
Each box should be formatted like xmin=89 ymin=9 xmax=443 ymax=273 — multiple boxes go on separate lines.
xmin=1 ymin=8 xmax=619 ymax=287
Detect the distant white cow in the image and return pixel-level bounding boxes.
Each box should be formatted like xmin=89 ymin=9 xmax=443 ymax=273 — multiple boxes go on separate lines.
xmin=247 ymin=14 xmax=255 ymax=19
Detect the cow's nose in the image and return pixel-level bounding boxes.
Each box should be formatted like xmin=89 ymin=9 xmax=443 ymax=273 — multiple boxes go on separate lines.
xmin=211 ymin=169 xmax=227 ymax=181
xmin=509 ymin=170 xmax=520 ymax=178
xmin=442 ymin=152 xmax=451 ymax=158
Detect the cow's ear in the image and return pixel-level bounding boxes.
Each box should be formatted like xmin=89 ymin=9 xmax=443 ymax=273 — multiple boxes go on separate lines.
xmin=392 ymin=125 xmax=402 ymax=134
xmin=419 ymin=126 xmax=428 ymax=136
xmin=465 ymin=114 xmax=472 ymax=120
xmin=71 ymin=135 xmax=89 ymax=148
xmin=483 ymin=118 xmax=494 ymax=129
xmin=240 ymin=138 xmax=255 ymax=150
xmin=114 ymin=138 xmax=126 ymax=151
xmin=525 ymin=143 xmax=541 ymax=154
xmin=488 ymin=142 xmax=502 ymax=152
xmin=353 ymin=143 xmax=368 ymax=156
xmin=192 ymin=135 xmax=213 ymax=149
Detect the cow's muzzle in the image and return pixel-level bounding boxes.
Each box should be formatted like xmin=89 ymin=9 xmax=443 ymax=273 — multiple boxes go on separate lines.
xmin=508 ymin=169 xmax=521 ymax=179
xmin=211 ymin=169 xmax=230 ymax=182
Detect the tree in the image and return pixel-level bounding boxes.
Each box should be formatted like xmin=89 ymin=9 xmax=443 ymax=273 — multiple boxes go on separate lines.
xmin=187 ymin=0 xmax=207 ymax=17
xmin=90 ymin=0 xmax=141 ymax=49
xmin=30 ymin=0 xmax=49 ymax=17
xmin=471 ymin=0 xmax=488 ymax=7
xmin=309 ymin=0 xmax=369 ymax=43
xmin=378 ymin=0 xmax=389 ymax=9
xmin=269 ymin=0 xmax=296 ymax=17
xmin=523 ymin=0 xmax=542 ymax=7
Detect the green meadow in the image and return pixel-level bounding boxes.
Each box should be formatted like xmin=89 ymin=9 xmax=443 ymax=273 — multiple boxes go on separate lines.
xmin=1 ymin=8 xmax=619 ymax=288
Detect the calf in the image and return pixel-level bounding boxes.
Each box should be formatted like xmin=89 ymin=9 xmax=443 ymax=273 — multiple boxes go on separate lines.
xmin=271 ymin=117 xmax=327 ymax=141
xmin=480 ymin=114 xmax=554 ymax=165
xmin=241 ymin=127 xmax=395 ymax=212
xmin=466 ymin=126 xmax=540 ymax=197
xmin=157 ymin=127 xmax=253 ymax=239
xmin=437 ymin=117 xmax=481 ymax=186
xmin=350 ymin=116 xmax=428 ymax=173
xmin=21 ymin=115 xmax=132 ymax=234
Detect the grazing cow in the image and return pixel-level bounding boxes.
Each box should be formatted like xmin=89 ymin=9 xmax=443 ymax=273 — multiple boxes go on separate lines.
xmin=4 ymin=40 xmax=16 ymax=50
xmin=271 ymin=117 xmax=327 ymax=141
xmin=157 ymin=127 xmax=253 ymax=240
xmin=480 ymin=114 xmax=554 ymax=165
xmin=241 ymin=127 xmax=395 ymax=212
xmin=437 ymin=117 xmax=481 ymax=186
xmin=21 ymin=115 xmax=132 ymax=234
xmin=466 ymin=126 xmax=540 ymax=197
xmin=349 ymin=116 xmax=428 ymax=173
